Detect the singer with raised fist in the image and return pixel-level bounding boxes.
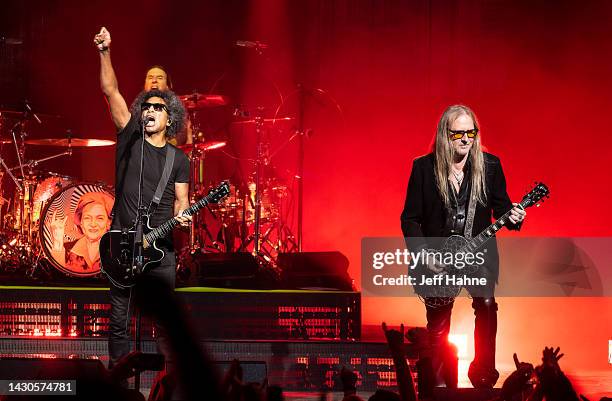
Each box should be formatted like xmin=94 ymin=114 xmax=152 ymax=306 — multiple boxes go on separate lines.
xmin=94 ymin=27 xmax=192 ymax=381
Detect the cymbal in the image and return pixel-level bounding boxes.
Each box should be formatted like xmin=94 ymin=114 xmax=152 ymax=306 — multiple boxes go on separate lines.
xmin=231 ymin=116 xmax=294 ymax=127
xmin=178 ymin=141 xmax=227 ymax=153
xmin=179 ymin=93 xmax=229 ymax=110
xmin=25 ymin=138 xmax=116 ymax=147
xmin=0 ymin=110 xmax=61 ymax=120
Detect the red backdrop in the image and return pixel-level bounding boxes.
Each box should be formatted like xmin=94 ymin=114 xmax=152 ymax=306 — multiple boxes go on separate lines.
xmin=1 ymin=0 xmax=610 ymax=382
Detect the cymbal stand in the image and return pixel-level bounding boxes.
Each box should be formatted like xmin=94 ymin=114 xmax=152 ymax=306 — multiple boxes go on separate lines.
xmin=11 ymin=120 xmax=27 ymax=179
xmin=8 ymin=148 xmax=73 ymax=173
xmin=187 ymin=112 xmax=217 ymax=252
xmin=296 ymin=85 xmax=305 ymax=252
xmin=256 ymin=193 xmax=298 ymax=263
xmin=6 ymin=134 xmax=72 ymax=244
xmin=0 ymin=156 xmax=22 ymax=192
xmin=274 ymin=190 xmax=298 ymax=253
xmin=252 ymin=108 xmax=269 ymax=256
xmin=9 ymin=121 xmax=29 ymax=241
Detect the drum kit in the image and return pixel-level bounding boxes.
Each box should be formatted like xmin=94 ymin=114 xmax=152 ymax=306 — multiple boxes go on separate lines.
xmin=0 ymin=108 xmax=114 ymax=279
xmin=178 ymin=98 xmax=299 ymax=269
xmin=0 ymin=91 xmax=303 ymax=281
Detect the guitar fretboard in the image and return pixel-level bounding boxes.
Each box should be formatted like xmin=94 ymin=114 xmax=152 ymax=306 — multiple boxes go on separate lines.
xmin=144 ymin=194 xmax=215 ymax=244
xmin=464 ymin=199 xmax=528 ymax=252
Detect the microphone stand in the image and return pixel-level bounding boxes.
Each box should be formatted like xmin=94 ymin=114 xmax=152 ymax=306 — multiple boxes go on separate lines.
xmin=296 ymin=85 xmax=305 ymax=252
xmin=132 ymin=117 xmax=148 ymax=392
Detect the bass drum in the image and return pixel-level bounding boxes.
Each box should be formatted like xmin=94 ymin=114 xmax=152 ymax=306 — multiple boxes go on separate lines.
xmin=40 ymin=183 xmax=114 ymax=277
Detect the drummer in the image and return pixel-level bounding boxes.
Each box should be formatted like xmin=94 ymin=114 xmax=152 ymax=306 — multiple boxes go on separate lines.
xmin=94 ymin=26 xmax=192 ymax=145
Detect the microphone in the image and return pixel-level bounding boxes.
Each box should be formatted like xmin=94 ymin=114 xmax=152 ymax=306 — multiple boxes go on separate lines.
xmin=235 ymin=40 xmax=269 ymax=50
xmin=143 ymin=116 xmax=155 ymax=124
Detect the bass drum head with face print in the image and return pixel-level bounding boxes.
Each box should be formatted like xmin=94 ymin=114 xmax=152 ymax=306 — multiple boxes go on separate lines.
xmin=40 ymin=183 xmax=114 ymax=277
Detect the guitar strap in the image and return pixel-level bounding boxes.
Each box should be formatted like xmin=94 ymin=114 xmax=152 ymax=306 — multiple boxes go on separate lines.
xmin=464 ymin=189 xmax=477 ymax=239
xmin=147 ymin=145 xmax=176 ymax=216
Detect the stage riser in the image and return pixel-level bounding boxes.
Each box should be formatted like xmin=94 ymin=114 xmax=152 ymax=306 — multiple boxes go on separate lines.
xmin=0 ymin=287 xmax=360 ymax=341
xmin=0 ymin=338 xmax=415 ymax=393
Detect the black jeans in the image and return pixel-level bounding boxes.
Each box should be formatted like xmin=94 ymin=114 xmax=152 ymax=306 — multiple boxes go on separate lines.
xmin=424 ymin=294 xmax=499 ymax=389
xmin=108 ymin=251 xmax=176 ymax=370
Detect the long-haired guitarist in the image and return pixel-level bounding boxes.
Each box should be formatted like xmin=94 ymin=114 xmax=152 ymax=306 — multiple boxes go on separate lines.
xmin=400 ymin=105 xmax=526 ymax=388
xmin=102 ymin=86 xmax=192 ymax=373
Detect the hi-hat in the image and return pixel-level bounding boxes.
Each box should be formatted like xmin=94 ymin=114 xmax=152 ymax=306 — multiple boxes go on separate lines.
xmin=25 ymin=138 xmax=116 ymax=147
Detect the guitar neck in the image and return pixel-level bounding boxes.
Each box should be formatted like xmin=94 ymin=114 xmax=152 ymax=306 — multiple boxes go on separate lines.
xmin=466 ymin=199 xmax=527 ymax=251
xmin=145 ymin=195 xmax=211 ymax=244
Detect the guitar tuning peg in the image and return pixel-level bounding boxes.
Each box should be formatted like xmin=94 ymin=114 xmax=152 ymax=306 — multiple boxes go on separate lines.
xmin=536 ymin=203 xmax=541 ymax=207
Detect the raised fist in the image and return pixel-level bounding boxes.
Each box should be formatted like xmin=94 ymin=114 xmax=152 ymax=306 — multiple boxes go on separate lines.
xmin=93 ymin=26 xmax=111 ymax=50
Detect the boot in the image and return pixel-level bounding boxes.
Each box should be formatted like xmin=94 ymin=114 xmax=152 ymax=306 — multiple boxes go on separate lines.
xmin=469 ymin=297 xmax=499 ymax=388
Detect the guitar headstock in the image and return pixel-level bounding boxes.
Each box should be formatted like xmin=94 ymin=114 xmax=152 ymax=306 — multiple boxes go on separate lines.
xmin=520 ymin=182 xmax=550 ymax=209
xmin=207 ymin=181 xmax=231 ymax=204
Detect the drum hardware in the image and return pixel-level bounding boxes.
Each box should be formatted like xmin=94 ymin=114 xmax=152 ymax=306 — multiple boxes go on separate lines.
xmin=11 ymin=114 xmax=28 ymax=180
xmin=8 ymin=149 xmax=73 ymax=172
xmin=0 ymin=155 xmax=22 ymax=191
xmin=0 ymin=111 xmax=115 ymax=280
xmin=188 ymin=98 xmax=300 ymax=263
xmin=230 ymin=116 xmax=294 ymax=128
xmin=177 ymin=140 xmax=227 ymax=154
xmin=0 ymin=108 xmax=61 ymax=122
xmin=295 ymin=85 xmax=306 ymax=252
xmin=2 ymin=131 xmax=78 ymax=245
xmin=219 ymin=104 xmax=297 ymax=261
xmin=179 ymin=92 xmax=230 ymax=110
xmin=179 ymin=94 xmax=231 ymax=253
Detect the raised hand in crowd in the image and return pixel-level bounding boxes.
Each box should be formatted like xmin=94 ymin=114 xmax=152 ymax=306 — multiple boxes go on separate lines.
xmin=382 ymin=322 xmax=405 ymax=358
xmin=534 ymin=346 xmax=579 ymax=401
xmin=500 ymin=353 xmax=534 ymax=401
xmin=382 ymin=323 xmax=417 ymax=401
xmin=541 ymin=346 xmax=564 ymax=370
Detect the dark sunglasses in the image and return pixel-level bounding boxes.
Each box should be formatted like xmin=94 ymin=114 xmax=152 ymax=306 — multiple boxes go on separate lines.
xmin=141 ymin=102 xmax=168 ymax=112
xmin=448 ymin=128 xmax=478 ymax=140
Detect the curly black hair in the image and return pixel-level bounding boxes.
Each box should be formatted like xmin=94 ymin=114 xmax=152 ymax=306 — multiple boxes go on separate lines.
xmin=130 ymin=89 xmax=185 ymax=139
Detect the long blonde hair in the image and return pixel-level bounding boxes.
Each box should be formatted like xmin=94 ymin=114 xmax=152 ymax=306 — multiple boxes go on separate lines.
xmin=433 ymin=105 xmax=487 ymax=209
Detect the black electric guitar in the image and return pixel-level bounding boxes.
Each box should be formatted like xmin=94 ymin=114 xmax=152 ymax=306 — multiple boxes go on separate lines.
xmin=412 ymin=182 xmax=550 ymax=304
xmin=100 ymin=181 xmax=230 ymax=288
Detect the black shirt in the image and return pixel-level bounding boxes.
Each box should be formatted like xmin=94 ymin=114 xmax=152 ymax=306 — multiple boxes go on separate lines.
xmin=112 ymin=114 xmax=190 ymax=248
xmin=445 ymin=179 xmax=469 ymax=236
xmin=445 ymin=162 xmax=471 ymax=237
